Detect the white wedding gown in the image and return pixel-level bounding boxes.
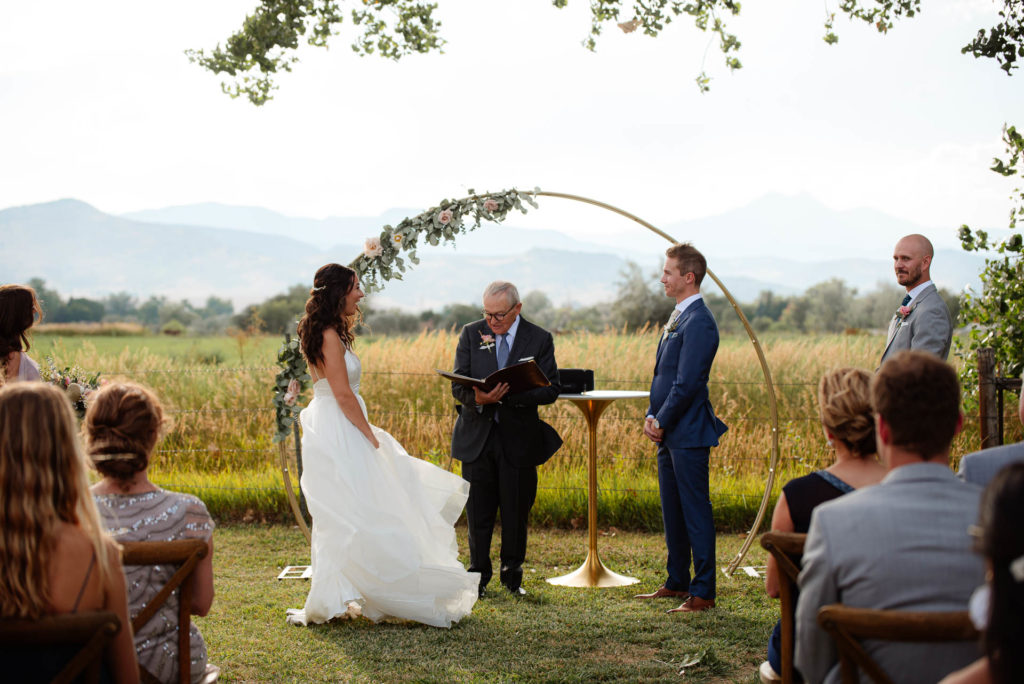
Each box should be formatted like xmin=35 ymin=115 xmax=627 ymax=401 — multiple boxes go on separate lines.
xmin=286 ymin=349 xmax=479 ymax=628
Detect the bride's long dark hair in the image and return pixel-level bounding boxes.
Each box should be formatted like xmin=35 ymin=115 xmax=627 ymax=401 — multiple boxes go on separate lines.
xmin=297 ymin=264 xmax=360 ymax=369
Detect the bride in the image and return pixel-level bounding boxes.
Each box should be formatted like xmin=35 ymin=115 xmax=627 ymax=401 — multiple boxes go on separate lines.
xmin=285 ymin=263 xmax=479 ymax=628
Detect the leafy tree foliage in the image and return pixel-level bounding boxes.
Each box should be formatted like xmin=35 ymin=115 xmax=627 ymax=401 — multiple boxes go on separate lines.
xmin=186 ymin=0 xmax=444 ymax=105
xmin=191 ymin=0 xmax=1020 ymax=103
xmin=957 ymin=125 xmax=1024 ymax=382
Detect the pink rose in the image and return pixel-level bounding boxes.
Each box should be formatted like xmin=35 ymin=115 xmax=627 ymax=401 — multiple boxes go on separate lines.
xmin=898 ymin=305 xmax=911 ymax=318
xmin=363 ymin=236 xmax=383 ymax=258
xmin=438 ymin=209 xmax=453 ymax=225
xmin=284 ymin=379 xmax=301 ymax=406
xmin=480 ymin=333 xmax=494 ymax=344
xmin=483 ymin=198 xmax=499 ymax=212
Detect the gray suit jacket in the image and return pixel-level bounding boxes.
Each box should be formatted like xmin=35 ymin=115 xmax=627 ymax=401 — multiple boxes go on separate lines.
xmin=958 ymin=442 xmax=1024 ymax=488
xmin=795 ymin=463 xmax=984 ymax=684
xmin=880 ymin=283 xmax=953 ymax=363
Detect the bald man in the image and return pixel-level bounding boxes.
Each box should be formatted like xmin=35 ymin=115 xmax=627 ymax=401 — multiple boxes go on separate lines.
xmin=880 ymin=234 xmax=953 ymax=363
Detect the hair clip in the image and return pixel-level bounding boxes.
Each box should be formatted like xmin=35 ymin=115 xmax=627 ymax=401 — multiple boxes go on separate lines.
xmin=90 ymin=452 xmax=141 ymax=462
xmin=311 ymin=285 xmax=326 ymax=292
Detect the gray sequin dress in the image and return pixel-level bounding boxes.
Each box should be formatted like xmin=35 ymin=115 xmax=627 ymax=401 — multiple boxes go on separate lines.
xmin=94 ymin=489 xmax=214 ymax=684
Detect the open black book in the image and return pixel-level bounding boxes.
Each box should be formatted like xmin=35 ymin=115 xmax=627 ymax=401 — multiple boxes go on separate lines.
xmin=435 ymin=360 xmax=552 ymax=396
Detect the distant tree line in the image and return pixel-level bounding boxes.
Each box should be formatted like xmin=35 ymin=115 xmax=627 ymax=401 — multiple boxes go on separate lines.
xmin=229 ymin=263 xmax=962 ymax=337
xmin=25 ymin=265 xmax=962 ymax=337
xmin=26 ymin=278 xmax=235 ymax=334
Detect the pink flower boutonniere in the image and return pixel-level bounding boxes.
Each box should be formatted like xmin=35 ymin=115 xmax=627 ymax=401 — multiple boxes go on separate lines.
xmin=479 ymin=333 xmax=495 ymax=352
xmin=897 ymin=305 xmax=912 ymax=319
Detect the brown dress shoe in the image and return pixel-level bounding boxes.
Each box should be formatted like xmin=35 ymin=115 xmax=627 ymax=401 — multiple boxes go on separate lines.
xmin=634 ymin=586 xmax=690 ymax=600
xmin=667 ymin=595 xmax=715 ymax=613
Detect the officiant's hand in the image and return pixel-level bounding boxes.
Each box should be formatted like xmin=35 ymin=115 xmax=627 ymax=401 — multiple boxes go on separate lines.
xmin=474 ymin=383 xmax=510 ymax=405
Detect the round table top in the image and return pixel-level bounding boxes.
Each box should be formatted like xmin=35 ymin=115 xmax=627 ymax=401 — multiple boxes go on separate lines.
xmin=558 ymin=390 xmax=649 ymax=400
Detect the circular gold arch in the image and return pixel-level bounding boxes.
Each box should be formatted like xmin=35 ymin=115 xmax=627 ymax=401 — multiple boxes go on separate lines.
xmin=279 ymin=189 xmax=780 ymax=574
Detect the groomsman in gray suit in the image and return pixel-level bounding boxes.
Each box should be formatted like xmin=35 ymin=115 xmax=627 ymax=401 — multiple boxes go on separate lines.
xmin=880 ymin=234 xmax=953 ymax=363
xmin=959 ymin=370 xmax=1024 ymax=488
xmin=796 ymin=351 xmax=984 ymax=684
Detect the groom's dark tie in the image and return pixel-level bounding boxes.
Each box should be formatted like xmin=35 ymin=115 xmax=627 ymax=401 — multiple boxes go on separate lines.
xmin=900 ymin=294 xmax=911 ymax=307
xmin=497 ymin=334 xmax=510 ymax=369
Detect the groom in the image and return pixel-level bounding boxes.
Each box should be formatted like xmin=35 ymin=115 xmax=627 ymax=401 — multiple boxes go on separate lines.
xmin=636 ymin=243 xmax=727 ymax=613
xmin=450 ymin=281 xmax=562 ymax=597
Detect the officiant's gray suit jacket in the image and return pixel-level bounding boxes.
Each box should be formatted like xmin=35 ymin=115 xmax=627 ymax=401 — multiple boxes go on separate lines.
xmin=880 ymin=283 xmax=953 ymax=363
xmin=795 ymin=463 xmax=984 ymax=684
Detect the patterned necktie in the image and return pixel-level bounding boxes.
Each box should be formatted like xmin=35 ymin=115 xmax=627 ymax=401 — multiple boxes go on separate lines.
xmin=900 ymin=294 xmax=911 ymax=307
xmin=497 ymin=334 xmax=510 ymax=369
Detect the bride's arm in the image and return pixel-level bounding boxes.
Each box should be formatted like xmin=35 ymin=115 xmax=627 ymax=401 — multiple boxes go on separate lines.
xmin=319 ymin=329 xmax=380 ymax=449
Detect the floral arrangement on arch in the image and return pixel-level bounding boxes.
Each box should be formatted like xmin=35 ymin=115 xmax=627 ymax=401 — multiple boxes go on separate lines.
xmin=272 ymin=333 xmax=311 ymax=443
xmin=349 ymin=188 xmax=540 ymax=292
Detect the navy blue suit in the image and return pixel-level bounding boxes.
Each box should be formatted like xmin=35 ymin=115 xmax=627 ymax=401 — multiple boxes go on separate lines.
xmin=648 ymin=298 xmax=727 ymax=600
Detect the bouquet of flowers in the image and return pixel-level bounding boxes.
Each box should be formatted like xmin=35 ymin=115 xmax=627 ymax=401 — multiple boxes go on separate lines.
xmin=42 ymin=357 xmax=101 ymax=418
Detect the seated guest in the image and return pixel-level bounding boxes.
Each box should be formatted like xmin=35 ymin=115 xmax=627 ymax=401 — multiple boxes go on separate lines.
xmin=0 ymin=383 xmax=138 ymax=683
xmin=0 ymin=283 xmax=43 ymax=383
xmin=795 ymin=350 xmax=985 ymax=684
xmin=941 ymin=462 xmax=1024 ymax=684
xmin=86 ymin=382 xmax=217 ymax=684
xmin=958 ymin=372 xmax=1024 ymax=488
xmin=760 ymin=368 xmax=886 ymax=682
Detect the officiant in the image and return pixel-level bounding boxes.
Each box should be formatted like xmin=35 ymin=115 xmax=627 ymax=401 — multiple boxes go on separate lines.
xmin=450 ymin=281 xmax=562 ymax=598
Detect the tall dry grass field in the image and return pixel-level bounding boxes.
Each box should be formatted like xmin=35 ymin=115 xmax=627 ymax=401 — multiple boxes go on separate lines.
xmin=33 ymin=331 xmax=1017 ymax=527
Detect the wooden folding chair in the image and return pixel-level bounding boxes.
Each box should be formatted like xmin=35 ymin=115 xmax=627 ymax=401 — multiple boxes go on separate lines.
xmin=760 ymin=531 xmax=807 ymax=684
xmin=0 ymin=610 xmax=121 ymax=684
xmin=121 ymin=538 xmax=209 ymax=684
xmin=817 ymin=604 xmax=979 ymax=684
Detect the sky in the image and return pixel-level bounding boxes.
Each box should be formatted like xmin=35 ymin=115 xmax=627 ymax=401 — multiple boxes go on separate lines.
xmin=1 ymin=0 xmax=1021 ymax=251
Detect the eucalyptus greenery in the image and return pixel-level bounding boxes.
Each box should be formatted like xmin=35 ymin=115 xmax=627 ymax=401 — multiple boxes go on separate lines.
xmin=272 ymin=333 xmax=311 ymax=443
xmin=348 ymin=187 xmax=538 ymax=293
xmin=957 ymin=124 xmax=1024 ymax=388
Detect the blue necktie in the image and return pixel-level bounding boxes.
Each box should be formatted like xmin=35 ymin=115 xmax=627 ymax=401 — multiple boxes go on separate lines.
xmin=900 ymin=294 xmax=911 ymax=307
xmin=497 ymin=334 xmax=510 ymax=369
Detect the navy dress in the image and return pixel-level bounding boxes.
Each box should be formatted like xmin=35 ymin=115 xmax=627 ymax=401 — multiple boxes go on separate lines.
xmin=766 ymin=470 xmax=854 ymax=677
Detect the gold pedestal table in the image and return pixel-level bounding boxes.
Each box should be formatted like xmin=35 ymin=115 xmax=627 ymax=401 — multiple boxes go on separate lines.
xmin=547 ymin=390 xmax=650 ymax=588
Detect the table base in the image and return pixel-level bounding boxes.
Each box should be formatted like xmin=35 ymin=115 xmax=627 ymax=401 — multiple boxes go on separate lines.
xmin=547 ymin=549 xmax=639 ymax=588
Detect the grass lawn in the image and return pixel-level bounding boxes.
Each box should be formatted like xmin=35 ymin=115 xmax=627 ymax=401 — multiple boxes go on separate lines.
xmin=199 ymin=525 xmax=774 ymax=682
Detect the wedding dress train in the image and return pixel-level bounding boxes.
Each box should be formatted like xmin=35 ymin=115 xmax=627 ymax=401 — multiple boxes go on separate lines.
xmin=286 ymin=350 xmax=478 ymax=628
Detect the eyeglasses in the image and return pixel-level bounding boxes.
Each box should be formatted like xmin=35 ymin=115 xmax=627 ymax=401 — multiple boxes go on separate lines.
xmin=482 ymin=304 xmax=517 ymax=322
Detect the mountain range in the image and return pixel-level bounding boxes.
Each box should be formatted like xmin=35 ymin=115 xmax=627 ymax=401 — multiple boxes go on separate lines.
xmin=0 ymin=195 xmax=988 ymax=311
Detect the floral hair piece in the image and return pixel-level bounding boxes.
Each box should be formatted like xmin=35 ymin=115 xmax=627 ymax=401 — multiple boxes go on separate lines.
xmin=1011 ymin=554 xmax=1024 ymax=582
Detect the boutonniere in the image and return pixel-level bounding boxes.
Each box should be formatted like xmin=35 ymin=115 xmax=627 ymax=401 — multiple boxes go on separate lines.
xmin=479 ymin=332 xmax=495 ymax=352
xmin=896 ymin=304 xmax=912 ymax=320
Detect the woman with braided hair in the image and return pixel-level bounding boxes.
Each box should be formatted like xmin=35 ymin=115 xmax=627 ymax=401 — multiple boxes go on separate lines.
xmin=87 ymin=382 xmax=218 ymax=684
xmin=286 ymin=263 xmax=478 ymax=629
xmin=760 ymin=367 xmax=887 ymax=683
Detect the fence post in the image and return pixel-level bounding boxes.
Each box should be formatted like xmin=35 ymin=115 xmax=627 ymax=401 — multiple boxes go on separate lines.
xmin=978 ymin=348 xmax=999 ymax=448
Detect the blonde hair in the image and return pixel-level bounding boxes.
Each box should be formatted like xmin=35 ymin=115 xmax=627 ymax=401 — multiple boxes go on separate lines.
xmin=0 ymin=383 xmax=115 ymax=618
xmin=84 ymin=382 xmax=169 ymax=486
xmin=818 ymin=368 xmax=876 ymax=457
